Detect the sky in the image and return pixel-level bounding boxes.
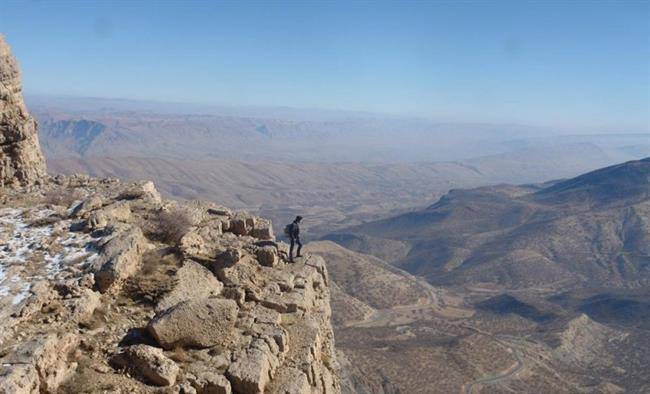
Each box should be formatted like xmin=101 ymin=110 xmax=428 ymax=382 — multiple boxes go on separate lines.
xmin=1 ymin=0 xmax=649 ymax=132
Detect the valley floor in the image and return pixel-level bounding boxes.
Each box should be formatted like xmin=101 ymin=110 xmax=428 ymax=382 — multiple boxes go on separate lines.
xmin=315 ymin=241 xmax=649 ymax=393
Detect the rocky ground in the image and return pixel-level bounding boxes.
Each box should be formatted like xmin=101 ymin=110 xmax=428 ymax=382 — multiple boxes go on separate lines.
xmin=0 ymin=175 xmax=340 ymax=393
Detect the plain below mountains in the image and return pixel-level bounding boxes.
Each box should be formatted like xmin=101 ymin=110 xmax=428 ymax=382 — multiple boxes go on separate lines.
xmin=325 ymin=158 xmax=650 ymax=291
xmin=32 ymin=98 xmax=650 ymax=236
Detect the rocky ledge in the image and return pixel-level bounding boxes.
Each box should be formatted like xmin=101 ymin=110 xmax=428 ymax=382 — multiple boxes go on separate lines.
xmin=0 ymin=175 xmax=340 ymax=393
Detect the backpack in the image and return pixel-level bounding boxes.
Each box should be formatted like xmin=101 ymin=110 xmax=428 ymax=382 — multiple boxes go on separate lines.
xmin=283 ymin=223 xmax=293 ymax=238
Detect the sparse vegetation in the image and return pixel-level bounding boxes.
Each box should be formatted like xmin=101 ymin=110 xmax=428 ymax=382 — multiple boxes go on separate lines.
xmin=168 ymin=347 xmax=191 ymax=363
xmin=41 ymin=187 xmax=84 ymax=208
xmin=148 ymin=208 xmax=193 ymax=246
xmin=123 ymin=250 xmax=180 ymax=305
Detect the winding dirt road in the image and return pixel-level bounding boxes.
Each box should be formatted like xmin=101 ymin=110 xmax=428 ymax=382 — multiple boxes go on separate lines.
xmin=345 ymin=276 xmax=472 ymax=328
xmin=342 ymin=273 xmax=526 ymax=394
xmin=457 ymin=322 xmax=526 ymax=394
xmin=463 ymin=348 xmax=524 ymax=394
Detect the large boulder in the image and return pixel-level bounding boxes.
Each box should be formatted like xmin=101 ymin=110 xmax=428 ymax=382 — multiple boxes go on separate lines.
xmin=148 ymin=298 xmax=239 ymax=349
xmin=229 ymin=214 xmax=253 ymax=236
xmin=86 ymin=201 xmax=132 ymax=230
xmin=93 ymin=226 xmax=148 ymax=293
xmin=155 ymin=260 xmax=224 ymax=313
xmin=179 ymin=231 xmax=237 ymax=263
xmin=0 ymin=364 xmax=39 ymax=394
xmin=0 ymin=35 xmax=47 ymax=186
xmin=0 ymin=333 xmax=79 ymax=393
xmin=226 ymin=339 xmax=278 ymax=394
xmin=250 ymin=219 xmax=274 ymax=240
xmin=112 ymin=344 xmax=179 ymax=386
xmin=188 ymin=371 xmax=232 ymax=394
xmin=117 ymin=180 xmax=162 ymax=204
xmin=65 ymin=287 xmax=101 ymax=324
xmin=256 ymin=246 xmax=278 ymax=267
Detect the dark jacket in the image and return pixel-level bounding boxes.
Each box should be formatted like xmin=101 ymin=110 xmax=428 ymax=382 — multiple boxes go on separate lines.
xmin=290 ymin=222 xmax=300 ymax=239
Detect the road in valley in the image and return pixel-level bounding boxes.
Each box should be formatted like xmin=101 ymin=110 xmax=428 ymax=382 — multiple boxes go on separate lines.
xmin=463 ymin=348 xmax=524 ymax=394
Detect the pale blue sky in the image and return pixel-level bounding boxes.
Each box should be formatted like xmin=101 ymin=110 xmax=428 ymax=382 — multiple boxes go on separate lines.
xmin=1 ymin=0 xmax=649 ymax=131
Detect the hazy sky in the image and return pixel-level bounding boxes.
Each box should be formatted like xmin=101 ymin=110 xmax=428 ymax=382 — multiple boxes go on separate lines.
xmin=1 ymin=0 xmax=649 ymax=131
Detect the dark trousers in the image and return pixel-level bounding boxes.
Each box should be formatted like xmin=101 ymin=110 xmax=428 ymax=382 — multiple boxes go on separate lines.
xmin=289 ymin=237 xmax=302 ymax=260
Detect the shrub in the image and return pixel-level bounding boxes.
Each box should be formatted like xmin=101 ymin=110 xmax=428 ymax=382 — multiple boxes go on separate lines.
xmin=42 ymin=187 xmax=85 ymax=208
xmin=151 ymin=208 xmax=193 ymax=246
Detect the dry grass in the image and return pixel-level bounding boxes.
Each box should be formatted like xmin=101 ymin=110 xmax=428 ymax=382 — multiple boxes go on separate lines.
xmin=147 ymin=208 xmax=193 ymax=246
xmin=167 ymin=347 xmax=191 ymax=363
xmin=123 ymin=249 xmax=180 ymax=306
xmin=42 ymin=187 xmax=85 ymax=208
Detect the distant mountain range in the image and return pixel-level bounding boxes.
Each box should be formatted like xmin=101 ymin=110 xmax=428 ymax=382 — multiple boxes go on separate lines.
xmin=30 ymin=94 xmax=649 ymax=164
xmin=325 ymin=158 xmax=650 ymax=290
xmin=31 ymin=96 xmax=650 ymax=236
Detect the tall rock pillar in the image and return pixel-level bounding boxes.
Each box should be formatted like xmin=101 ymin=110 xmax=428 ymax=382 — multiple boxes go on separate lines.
xmin=0 ymin=35 xmax=47 ymax=186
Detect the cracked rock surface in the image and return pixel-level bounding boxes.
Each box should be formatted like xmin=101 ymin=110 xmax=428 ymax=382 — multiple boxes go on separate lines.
xmin=0 ymin=177 xmax=340 ymax=394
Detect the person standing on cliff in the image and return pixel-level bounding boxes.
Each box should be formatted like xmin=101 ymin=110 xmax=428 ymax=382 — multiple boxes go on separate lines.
xmin=285 ymin=215 xmax=303 ymax=262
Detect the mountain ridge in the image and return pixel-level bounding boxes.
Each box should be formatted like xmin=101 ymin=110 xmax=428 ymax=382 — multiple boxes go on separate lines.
xmin=326 ymin=158 xmax=650 ymax=290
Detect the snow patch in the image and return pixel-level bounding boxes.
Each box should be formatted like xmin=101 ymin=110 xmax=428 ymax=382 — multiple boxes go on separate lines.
xmin=0 ymin=207 xmax=100 ymax=308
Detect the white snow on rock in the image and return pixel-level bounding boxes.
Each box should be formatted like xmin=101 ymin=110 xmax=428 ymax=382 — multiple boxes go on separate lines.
xmin=0 ymin=207 xmax=99 ymax=309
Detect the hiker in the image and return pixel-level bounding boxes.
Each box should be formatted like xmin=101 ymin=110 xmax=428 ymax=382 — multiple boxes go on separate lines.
xmin=284 ymin=215 xmax=303 ymax=262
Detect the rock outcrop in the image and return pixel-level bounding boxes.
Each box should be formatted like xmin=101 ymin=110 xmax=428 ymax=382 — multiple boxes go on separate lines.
xmin=0 ymin=35 xmax=340 ymax=393
xmin=0 ymin=35 xmax=46 ymax=186
xmin=0 ymin=178 xmax=341 ymax=393
xmin=111 ymin=344 xmax=180 ymax=386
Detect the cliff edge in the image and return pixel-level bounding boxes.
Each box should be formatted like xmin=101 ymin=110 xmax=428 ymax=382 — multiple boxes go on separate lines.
xmin=0 ymin=35 xmax=339 ymax=394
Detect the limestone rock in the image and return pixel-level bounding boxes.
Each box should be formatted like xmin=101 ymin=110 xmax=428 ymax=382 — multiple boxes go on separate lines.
xmin=177 ymin=383 xmax=198 ymax=394
xmin=188 ymin=371 xmax=232 ymax=394
xmin=256 ymin=246 xmax=278 ymax=267
xmin=268 ymin=367 xmax=311 ymax=394
xmin=179 ymin=231 xmax=236 ymax=263
xmin=226 ymin=346 xmax=273 ymax=394
xmin=250 ymin=218 xmax=274 ymax=240
xmin=71 ymin=194 xmax=103 ymax=217
xmin=11 ymin=281 xmax=55 ymax=321
xmin=112 ymin=344 xmax=179 ymax=386
xmin=213 ymin=248 xmax=243 ymax=270
xmin=156 ymin=260 xmax=224 ymax=313
xmin=229 ymin=213 xmax=253 ymax=236
xmin=175 ymin=200 xmax=231 ymax=227
xmin=148 ymin=298 xmax=239 ymax=349
xmin=0 ymin=333 xmax=79 ymax=393
xmin=65 ymin=287 xmax=101 ymax=324
xmin=117 ymin=180 xmax=162 ymax=204
xmin=0 ymin=36 xmax=47 ymax=186
xmin=93 ymin=226 xmax=148 ymax=293
xmin=0 ymin=364 xmax=39 ymax=394
xmin=0 ymin=181 xmax=340 ymax=393
xmin=179 ymin=230 xmax=210 ymax=260
xmin=86 ymin=201 xmax=132 ymax=230
xmin=249 ymin=304 xmax=282 ymax=325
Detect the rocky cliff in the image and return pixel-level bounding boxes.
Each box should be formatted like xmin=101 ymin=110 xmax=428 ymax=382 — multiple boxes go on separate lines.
xmin=0 ymin=36 xmax=47 ymax=186
xmin=0 ymin=36 xmax=340 ymax=394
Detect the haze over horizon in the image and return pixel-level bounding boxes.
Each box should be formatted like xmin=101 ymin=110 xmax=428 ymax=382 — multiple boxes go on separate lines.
xmin=2 ymin=0 xmax=649 ymax=132
xmin=1 ymin=4 xmax=650 ymax=393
